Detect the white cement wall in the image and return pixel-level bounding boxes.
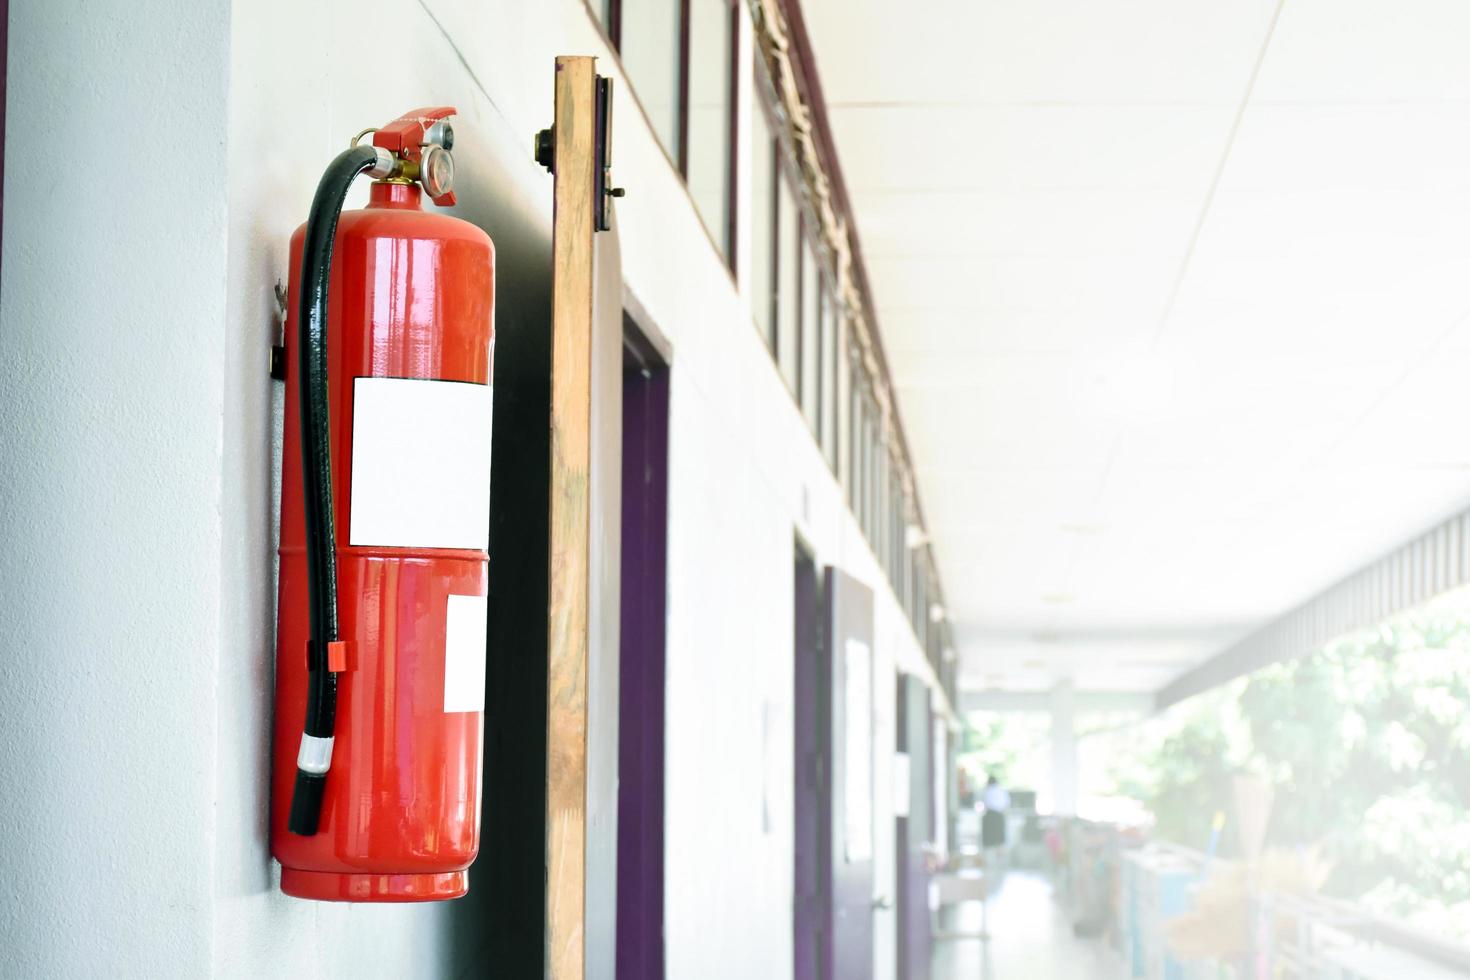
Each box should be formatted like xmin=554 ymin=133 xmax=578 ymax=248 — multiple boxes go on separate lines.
xmin=0 ymin=0 xmax=230 ymax=976
xmin=1 ymin=0 xmax=945 ymax=976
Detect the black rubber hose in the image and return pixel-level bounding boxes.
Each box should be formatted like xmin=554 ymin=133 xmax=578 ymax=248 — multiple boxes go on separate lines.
xmin=288 ymin=144 xmax=380 ymax=837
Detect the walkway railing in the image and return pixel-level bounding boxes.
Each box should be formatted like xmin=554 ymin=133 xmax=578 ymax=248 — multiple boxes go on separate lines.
xmin=1048 ymin=818 xmax=1470 ymax=980
xmin=1256 ymin=891 xmax=1470 ymax=980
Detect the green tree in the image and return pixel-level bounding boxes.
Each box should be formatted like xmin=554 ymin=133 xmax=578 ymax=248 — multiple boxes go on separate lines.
xmin=1138 ymin=598 xmax=1470 ymax=936
xmin=1144 ymin=708 xmax=1238 ymax=853
xmin=1238 ymin=614 xmax=1470 ymax=930
xmin=958 ymin=711 xmax=1050 ymax=792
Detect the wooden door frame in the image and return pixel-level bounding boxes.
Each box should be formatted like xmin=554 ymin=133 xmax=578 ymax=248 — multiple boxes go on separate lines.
xmin=546 ymin=54 xmax=624 ymax=979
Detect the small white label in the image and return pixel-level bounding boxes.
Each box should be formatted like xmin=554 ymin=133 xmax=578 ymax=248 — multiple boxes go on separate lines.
xmin=443 ymin=594 xmax=487 ymax=713
xmin=844 ymin=638 xmax=873 ymax=862
xmin=893 ymin=752 xmax=911 ymax=818
xmin=349 ymin=377 xmax=492 ymax=550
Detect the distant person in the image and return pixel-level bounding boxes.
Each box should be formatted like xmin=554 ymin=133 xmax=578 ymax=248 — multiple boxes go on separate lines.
xmin=981 ymin=775 xmax=1010 ymax=864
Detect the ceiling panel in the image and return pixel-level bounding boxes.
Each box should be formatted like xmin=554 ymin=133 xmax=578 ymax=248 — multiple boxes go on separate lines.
xmin=801 ymin=0 xmax=1470 ymax=697
xmin=1328 ymin=352 xmax=1470 ymax=466
xmin=829 ymin=104 xmax=1229 ymax=194
xmin=852 ymin=187 xmax=1203 ymax=259
xmin=881 ymin=306 xmax=1147 ymax=356
xmin=1250 ymin=0 xmax=1470 ymax=103
xmin=865 ymin=251 xmax=1179 ymax=314
xmin=804 ymin=0 xmax=1281 ymax=106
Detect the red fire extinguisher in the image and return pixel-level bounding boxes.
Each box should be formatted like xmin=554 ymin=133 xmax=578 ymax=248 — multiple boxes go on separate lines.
xmin=271 ymin=106 xmax=495 ymax=902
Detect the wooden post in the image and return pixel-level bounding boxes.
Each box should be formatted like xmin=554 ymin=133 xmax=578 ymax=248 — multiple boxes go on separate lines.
xmin=545 ymin=54 xmax=623 ymax=980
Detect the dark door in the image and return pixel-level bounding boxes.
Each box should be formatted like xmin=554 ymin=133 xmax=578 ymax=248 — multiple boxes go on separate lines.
xmin=826 ymin=566 xmax=875 ymax=980
xmin=793 ymin=546 xmax=830 ymax=980
xmin=2 ymin=0 xmax=7 ymax=275
xmin=615 ymin=328 xmax=669 ymax=980
xmin=895 ymin=675 xmax=932 ymax=980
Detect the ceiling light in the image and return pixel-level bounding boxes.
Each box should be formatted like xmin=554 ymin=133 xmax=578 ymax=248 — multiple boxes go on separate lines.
xmin=929 ymin=603 xmax=946 ymax=623
xmin=1059 ymin=522 xmax=1105 ymax=536
xmin=1041 ymin=593 xmax=1076 ymax=605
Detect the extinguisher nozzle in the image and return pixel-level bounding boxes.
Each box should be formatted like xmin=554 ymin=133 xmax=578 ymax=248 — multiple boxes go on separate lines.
xmin=287 ymin=770 xmax=328 ymax=836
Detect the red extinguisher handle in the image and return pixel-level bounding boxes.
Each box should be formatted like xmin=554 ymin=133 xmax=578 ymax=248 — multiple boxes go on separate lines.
xmin=373 ymin=106 xmax=459 ymax=207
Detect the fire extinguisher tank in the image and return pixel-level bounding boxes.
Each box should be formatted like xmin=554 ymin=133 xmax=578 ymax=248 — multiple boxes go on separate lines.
xmin=272 ymin=181 xmax=495 ymax=902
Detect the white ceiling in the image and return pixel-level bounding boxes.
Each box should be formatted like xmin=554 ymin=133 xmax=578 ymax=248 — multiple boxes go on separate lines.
xmin=802 ymin=0 xmax=1470 ymax=693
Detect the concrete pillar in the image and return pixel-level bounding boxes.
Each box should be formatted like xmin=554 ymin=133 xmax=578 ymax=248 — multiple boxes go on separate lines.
xmin=1050 ymin=680 xmax=1079 ymax=817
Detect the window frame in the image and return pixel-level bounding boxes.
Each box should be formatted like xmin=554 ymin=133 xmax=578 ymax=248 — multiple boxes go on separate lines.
xmin=750 ymin=89 xmax=780 ymax=352
xmin=775 ymin=165 xmax=802 ymax=395
xmin=821 ymin=288 xmax=839 ymax=473
xmin=798 ymin=230 xmax=821 ymax=431
xmin=596 ymin=0 xmax=740 ymax=268
xmin=598 ymin=0 xmax=942 ymax=652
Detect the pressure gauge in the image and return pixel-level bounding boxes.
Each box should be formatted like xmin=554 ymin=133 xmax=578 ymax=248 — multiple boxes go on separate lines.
xmin=420 ymin=144 xmax=454 ymax=200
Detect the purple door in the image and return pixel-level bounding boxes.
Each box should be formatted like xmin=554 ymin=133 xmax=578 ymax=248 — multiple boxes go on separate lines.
xmin=826 ymin=566 xmax=875 ymax=980
xmin=616 ymin=333 xmax=670 ymax=980
xmin=793 ymin=548 xmax=829 ymax=980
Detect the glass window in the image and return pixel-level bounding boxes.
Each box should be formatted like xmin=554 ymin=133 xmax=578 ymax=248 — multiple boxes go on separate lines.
xmin=866 ymin=404 xmax=879 ymax=538
xmin=836 ymin=319 xmax=850 ymax=486
xmin=849 ymin=382 xmax=860 ymax=511
xmin=922 ymin=567 xmax=931 ymax=646
xmin=777 ymin=175 xmax=800 ymax=393
xmin=915 ymin=562 xmax=928 ymax=648
xmin=891 ymin=485 xmax=901 ymax=584
xmin=750 ymin=101 xmax=777 ymax=349
xmin=872 ymin=442 xmax=883 ymax=554
xmin=860 ymin=396 xmax=872 ymax=537
xmin=894 ymin=489 xmax=905 ymax=587
xmin=873 ymin=426 xmax=884 ymax=541
xmin=857 ymin=400 xmax=868 ymax=534
xmin=889 ymin=485 xmax=902 ymax=584
xmin=914 ymin=557 xmax=924 ymax=632
xmin=686 ymin=0 xmax=733 ymax=258
xmin=880 ymin=489 xmax=889 ymax=577
xmin=800 ymin=239 xmax=820 ymax=430
xmin=859 ymin=396 xmax=872 ymax=536
xmin=904 ymin=550 xmax=914 ymax=624
xmin=846 ymin=361 xmax=859 ymax=503
xmin=620 ymin=0 xmax=682 ymax=159
xmin=877 ymin=450 xmax=889 ymax=569
xmin=820 ymin=290 xmax=838 ymax=467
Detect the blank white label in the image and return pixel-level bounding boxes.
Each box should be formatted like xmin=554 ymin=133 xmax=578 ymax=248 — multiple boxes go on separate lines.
xmin=844 ymin=638 xmax=873 ymax=862
xmin=443 ymin=594 xmax=487 ymax=713
xmin=349 ymin=377 xmax=492 ymax=549
xmin=893 ymin=752 xmax=911 ymax=818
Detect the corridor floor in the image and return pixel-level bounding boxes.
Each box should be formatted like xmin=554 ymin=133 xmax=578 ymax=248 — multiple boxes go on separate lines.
xmin=930 ymin=870 xmax=1125 ymax=980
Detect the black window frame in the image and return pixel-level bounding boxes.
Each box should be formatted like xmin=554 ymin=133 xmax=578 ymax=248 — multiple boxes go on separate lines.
xmin=750 ymin=89 xmax=780 ymax=353
xmin=600 ymin=0 xmax=942 ymax=655
xmin=596 ymin=0 xmax=740 ymax=269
